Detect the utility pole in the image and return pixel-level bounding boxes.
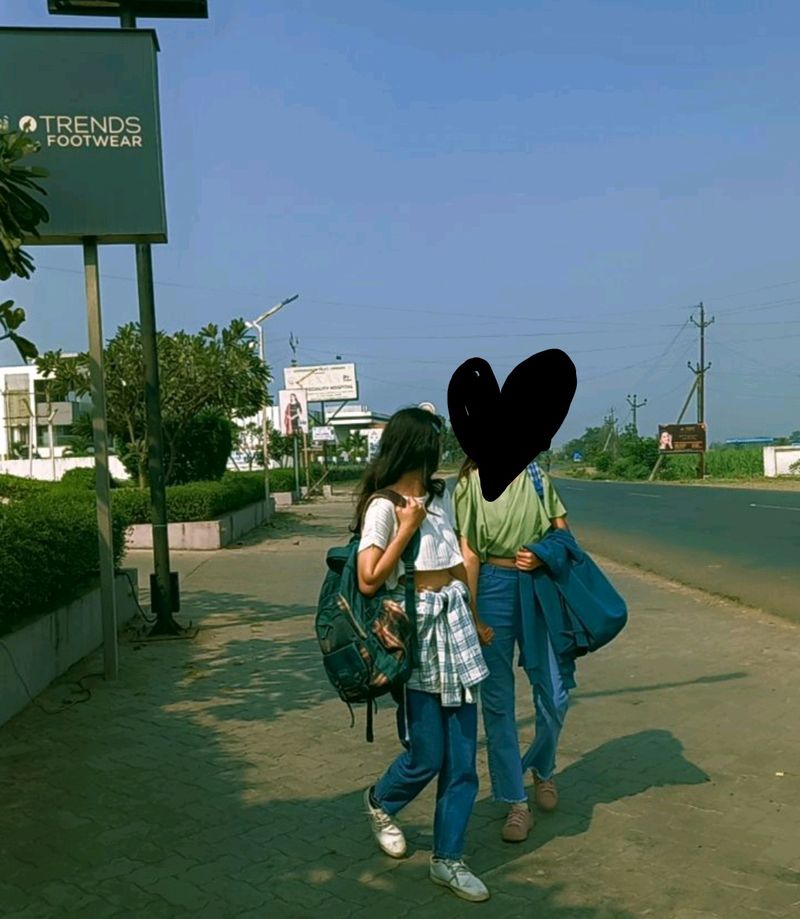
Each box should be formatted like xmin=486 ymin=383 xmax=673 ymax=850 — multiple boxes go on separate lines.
xmin=626 ymin=393 xmax=647 ymax=435
xmin=289 ymin=333 xmax=300 ymax=497
xmin=688 ymin=301 xmax=714 ymax=479
xmin=602 ymin=407 xmax=617 ymax=453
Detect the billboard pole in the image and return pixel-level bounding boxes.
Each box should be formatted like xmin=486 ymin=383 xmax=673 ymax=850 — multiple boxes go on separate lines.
xmin=120 ymin=6 xmax=181 ymax=635
xmin=83 ymin=241 xmax=119 ymax=679
xmin=136 ymin=243 xmax=180 ymax=634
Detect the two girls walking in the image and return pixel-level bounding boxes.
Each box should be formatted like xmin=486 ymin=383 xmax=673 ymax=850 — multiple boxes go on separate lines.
xmin=353 ymin=407 xmax=572 ymax=900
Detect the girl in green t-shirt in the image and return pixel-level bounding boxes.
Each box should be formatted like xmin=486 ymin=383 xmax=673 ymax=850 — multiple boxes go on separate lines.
xmin=453 ymin=457 xmax=569 ymax=844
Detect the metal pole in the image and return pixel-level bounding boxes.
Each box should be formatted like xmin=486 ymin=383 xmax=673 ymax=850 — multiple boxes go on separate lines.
xmin=136 ymin=244 xmax=180 ymax=635
xmin=118 ymin=8 xmax=180 ymax=633
xmin=293 ymin=434 xmax=300 ymax=497
xmin=83 ymin=241 xmax=118 ymax=680
xmin=303 ymin=430 xmax=311 ymax=493
xmin=259 ymin=323 xmax=271 ymax=514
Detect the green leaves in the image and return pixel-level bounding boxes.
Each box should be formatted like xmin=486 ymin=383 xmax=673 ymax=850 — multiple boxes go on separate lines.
xmin=0 ymin=129 xmax=49 ymax=360
xmin=41 ymin=319 xmax=271 ymax=485
xmin=0 ymin=129 xmax=49 ymax=282
xmin=0 ymin=300 xmax=39 ymax=361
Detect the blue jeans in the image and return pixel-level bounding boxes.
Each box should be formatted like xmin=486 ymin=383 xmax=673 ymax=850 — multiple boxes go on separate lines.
xmin=374 ymin=688 xmax=478 ymax=861
xmin=478 ymin=564 xmax=570 ymax=803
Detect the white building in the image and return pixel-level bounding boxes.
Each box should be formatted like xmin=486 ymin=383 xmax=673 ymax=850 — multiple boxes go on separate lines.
xmin=0 ymin=362 xmax=83 ymax=461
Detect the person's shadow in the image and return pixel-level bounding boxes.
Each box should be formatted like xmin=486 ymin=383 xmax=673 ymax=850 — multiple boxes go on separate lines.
xmin=414 ymin=729 xmax=710 ymax=875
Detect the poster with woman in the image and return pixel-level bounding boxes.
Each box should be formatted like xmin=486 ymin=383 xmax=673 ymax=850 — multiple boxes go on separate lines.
xmin=279 ymin=389 xmax=309 ymax=436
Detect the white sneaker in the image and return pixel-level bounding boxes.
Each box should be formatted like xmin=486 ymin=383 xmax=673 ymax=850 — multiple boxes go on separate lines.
xmin=430 ymin=857 xmax=490 ymax=902
xmin=364 ymin=787 xmax=406 ymax=858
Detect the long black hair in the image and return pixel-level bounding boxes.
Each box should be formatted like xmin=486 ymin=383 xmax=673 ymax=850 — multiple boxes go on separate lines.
xmin=352 ymin=407 xmax=445 ymax=532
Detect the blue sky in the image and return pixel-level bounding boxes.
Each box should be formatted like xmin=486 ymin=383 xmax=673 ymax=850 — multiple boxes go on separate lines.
xmin=3 ymin=0 xmax=800 ymax=444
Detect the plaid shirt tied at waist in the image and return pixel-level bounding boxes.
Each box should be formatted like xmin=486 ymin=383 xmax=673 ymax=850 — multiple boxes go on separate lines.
xmin=405 ymin=581 xmax=489 ymax=706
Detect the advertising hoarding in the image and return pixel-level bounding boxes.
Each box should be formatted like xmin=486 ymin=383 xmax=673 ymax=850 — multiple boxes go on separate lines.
xmin=658 ymin=423 xmax=707 ymax=454
xmin=284 ymin=363 xmax=357 ymax=402
xmin=311 ymin=425 xmax=336 ymax=444
xmin=0 ymin=27 xmax=167 ymax=245
xmin=278 ymin=389 xmax=309 ymax=436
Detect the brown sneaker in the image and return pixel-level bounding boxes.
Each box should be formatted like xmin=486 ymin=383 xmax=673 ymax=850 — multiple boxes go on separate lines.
xmin=533 ymin=775 xmax=558 ymax=812
xmin=501 ymin=803 xmax=533 ymax=843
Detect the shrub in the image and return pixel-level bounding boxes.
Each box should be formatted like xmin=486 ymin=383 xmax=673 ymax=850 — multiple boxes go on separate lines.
xmin=59 ymin=466 xmax=122 ymax=491
xmin=113 ymin=474 xmax=265 ymax=524
xmin=658 ymin=447 xmax=763 ymax=480
xmin=0 ymin=491 xmax=129 ymax=636
xmin=0 ymin=473 xmax=52 ymax=501
xmin=165 ymin=409 xmax=235 ymax=484
xmin=268 ymin=468 xmax=297 ymax=493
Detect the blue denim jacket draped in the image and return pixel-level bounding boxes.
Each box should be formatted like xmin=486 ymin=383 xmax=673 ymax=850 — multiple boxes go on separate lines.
xmin=517 ymin=529 xmax=628 ymax=688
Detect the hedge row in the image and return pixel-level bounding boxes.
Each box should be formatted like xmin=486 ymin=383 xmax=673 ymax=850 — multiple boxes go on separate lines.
xmin=235 ymin=464 xmax=366 ymax=493
xmin=0 ymin=492 xmax=129 ymax=637
xmin=112 ymin=473 xmax=265 ymax=525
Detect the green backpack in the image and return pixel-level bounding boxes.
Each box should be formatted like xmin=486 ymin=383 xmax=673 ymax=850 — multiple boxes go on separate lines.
xmin=315 ymin=489 xmax=421 ymax=742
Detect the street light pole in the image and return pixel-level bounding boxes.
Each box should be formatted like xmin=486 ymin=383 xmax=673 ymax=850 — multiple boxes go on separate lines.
xmin=247 ymin=294 xmax=299 ymax=513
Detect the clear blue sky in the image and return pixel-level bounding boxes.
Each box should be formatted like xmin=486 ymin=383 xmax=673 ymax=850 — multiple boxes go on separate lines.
xmin=3 ymin=0 xmax=800 ymax=444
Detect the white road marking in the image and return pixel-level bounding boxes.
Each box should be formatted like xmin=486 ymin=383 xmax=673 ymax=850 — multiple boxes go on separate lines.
xmin=628 ymin=492 xmax=662 ymax=499
xmin=749 ymin=503 xmax=800 ymax=512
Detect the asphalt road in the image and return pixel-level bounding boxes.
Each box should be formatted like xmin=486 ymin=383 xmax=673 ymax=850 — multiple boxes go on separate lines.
xmin=551 ymin=478 xmax=800 ymax=622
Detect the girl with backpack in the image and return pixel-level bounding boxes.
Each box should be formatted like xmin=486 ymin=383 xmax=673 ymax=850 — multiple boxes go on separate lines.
xmin=453 ymin=457 xmax=570 ymax=844
xmin=356 ymin=407 xmax=493 ymax=903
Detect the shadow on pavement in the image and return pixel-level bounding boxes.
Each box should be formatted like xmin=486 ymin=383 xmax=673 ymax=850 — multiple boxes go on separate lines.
xmin=572 ymin=670 xmax=748 ymax=700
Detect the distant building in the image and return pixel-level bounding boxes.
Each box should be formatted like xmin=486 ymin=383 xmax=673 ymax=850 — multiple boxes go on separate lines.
xmin=0 ymin=362 xmax=86 ymax=461
xmin=322 ymin=403 xmax=390 ymax=444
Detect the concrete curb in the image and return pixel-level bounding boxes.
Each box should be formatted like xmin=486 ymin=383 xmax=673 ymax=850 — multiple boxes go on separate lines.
xmin=126 ymin=498 xmax=275 ymax=551
xmin=0 ymin=569 xmax=140 ymax=728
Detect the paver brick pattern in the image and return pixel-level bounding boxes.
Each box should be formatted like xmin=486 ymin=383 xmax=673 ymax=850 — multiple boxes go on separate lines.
xmin=1 ymin=495 xmax=799 ymax=918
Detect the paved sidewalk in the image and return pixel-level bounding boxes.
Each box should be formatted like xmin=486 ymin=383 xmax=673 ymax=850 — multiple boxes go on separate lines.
xmin=1 ymin=495 xmax=799 ymax=918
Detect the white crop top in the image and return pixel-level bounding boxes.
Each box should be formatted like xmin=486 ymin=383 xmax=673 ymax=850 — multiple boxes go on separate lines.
xmin=358 ymin=489 xmax=464 ymax=591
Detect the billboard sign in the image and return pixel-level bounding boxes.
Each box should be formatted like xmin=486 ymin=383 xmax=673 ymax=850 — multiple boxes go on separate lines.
xmin=0 ymin=27 xmax=167 ymax=245
xmin=365 ymin=428 xmax=383 ymax=461
xmin=658 ymin=423 xmax=707 ymax=454
xmin=284 ymin=363 xmax=357 ymax=402
xmin=278 ymin=389 xmax=309 ymax=436
xmin=311 ymin=425 xmax=336 ymax=444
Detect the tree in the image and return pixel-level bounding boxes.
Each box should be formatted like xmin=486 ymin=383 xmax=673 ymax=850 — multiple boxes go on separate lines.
xmin=610 ymin=424 xmax=659 ymax=480
xmin=0 ymin=127 xmax=49 ymax=360
xmin=441 ymin=421 xmax=465 ymax=467
xmin=342 ymin=430 xmax=368 ymax=463
xmin=40 ymin=320 xmax=270 ymax=486
xmin=61 ymin=413 xmax=95 ymax=458
xmin=558 ymin=424 xmax=609 ymax=464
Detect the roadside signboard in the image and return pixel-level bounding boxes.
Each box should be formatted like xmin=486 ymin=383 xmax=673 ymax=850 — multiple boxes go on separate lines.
xmin=658 ymin=423 xmax=707 ymax=454
xmin=284 ymin=363 xmax=357 ymax=402
xmin=0 ymin=27 xmax=167 ymax=244
xmin=572 ymin=452 xmax=583 ymax=463
xmin=312 ymin=425 xmax=336 ymax=444
xmin=278 ymin=389 xmax=309 ymax=436
xmin=365 ymin=428 xmax=383 ymax=461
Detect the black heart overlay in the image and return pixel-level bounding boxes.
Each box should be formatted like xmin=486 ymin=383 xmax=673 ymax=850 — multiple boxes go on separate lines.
xmin=447 ymin=349 xmax=577 ymax=502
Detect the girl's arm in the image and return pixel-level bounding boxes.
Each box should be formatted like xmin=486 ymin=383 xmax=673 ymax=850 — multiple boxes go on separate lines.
xmin=357 ymin=501 xmax=425 ymax=595
xmin=551 ymin=516 xmax=569 ymax=530
xmin=455 ymin=540 xmax=493 ymax=645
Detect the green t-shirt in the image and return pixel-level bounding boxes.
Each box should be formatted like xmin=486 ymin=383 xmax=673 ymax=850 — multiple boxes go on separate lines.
xmin=453 ymin=469 xmax=567 ymax=562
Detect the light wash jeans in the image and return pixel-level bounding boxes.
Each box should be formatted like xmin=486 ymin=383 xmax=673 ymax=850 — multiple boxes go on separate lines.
xmin=374 ymin=688 xmax=478 ymax=860
xmin=477 ymin=563 xmax=569 ymax=803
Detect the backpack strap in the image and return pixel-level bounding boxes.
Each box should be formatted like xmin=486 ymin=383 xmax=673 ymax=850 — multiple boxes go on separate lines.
xmin=402 ymin=528 xmax=421 ymax=669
